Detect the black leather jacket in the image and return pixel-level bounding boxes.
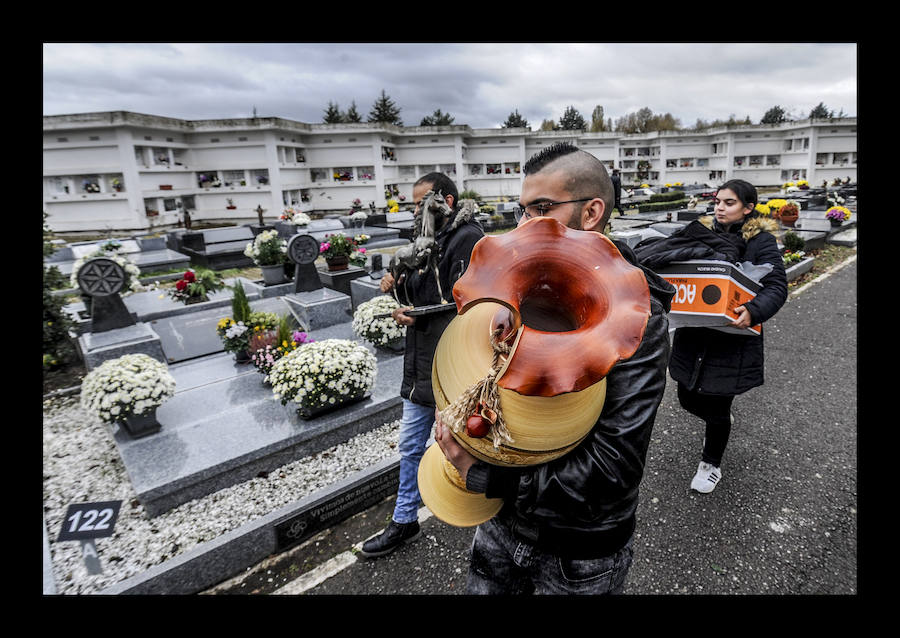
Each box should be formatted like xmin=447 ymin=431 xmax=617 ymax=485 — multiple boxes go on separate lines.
xmin=464 ymin=241 xmax=675 ymax=558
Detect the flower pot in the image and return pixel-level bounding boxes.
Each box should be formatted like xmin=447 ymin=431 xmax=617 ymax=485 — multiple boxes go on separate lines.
xmin=376 ymin=338 xmax=405 ymax=353
xmin=326 ymin=255 xmax=349 ymax=271
xmin=160 ymin=185 xmax=173 ymax=190
xmin=119 ymin=407 xmax=162 ymax=439
xmin=185 ymin=294 xmax=210 ymax=305
xmin=778 ymin=212 xmax=798 ymax=227
xmin=261 ymin=263 xmax=287 ymax=285
xmin=829 ymin=218 xmax=844 ymax=228
xmin=299 ymin=392 xmax=369 ymax=420
xmin=226 ymin=206 xmax=237 ymax=210
xmin=235 ymin=349 xmax=251 ymax=364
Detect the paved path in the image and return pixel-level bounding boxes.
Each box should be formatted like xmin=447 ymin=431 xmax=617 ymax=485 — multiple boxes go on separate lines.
xmin=211 ymin=255 xmax=858 ymax=595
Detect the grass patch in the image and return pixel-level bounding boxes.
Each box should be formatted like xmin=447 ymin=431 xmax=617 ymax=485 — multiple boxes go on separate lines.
xmin=787 ymin=244 xmax=856 ymax=291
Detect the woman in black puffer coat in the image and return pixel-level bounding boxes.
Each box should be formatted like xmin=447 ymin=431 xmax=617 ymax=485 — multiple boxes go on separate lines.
xmin=667 ymin=179 xmax=787 ymax=494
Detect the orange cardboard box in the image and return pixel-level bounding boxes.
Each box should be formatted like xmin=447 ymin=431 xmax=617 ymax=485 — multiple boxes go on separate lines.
xmin=654 ymin=260 xmax=762 ymax=335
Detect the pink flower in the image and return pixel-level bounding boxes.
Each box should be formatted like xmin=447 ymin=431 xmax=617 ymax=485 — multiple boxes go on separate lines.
xmin=320 ymin=242 xmax=330 ymax=252
xmin=358 ymin=247 xmax=366 ymax=253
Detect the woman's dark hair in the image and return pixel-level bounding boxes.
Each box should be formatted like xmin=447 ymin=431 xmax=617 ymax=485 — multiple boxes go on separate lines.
xmin=416 ymin=172 xmax=459 ymax=211
xmin=716 ymin=179 xmax=758 ymax=211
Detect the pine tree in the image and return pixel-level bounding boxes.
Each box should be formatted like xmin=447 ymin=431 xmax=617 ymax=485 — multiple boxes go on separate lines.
xmin=344 ymin=101 xmax=362 ymax=123
xmin=558 ymin=106 xmax=586 ymax=130
xmin=761 ymin=105 xmax=788 ymax=124
xmin=809 ymin=102 xmax=833 ymax=119
xmin=502 ymin=109 xmax=529 ymax=128
xmin=323 ymin=101 xmax=343 ymax=124
xmin=420 ymin=109 xmax=455 ymax=126
xmin=367 ymin=89 xmax=403 ymax=125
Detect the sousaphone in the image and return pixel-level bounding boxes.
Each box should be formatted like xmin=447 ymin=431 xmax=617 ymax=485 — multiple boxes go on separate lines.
xmin=418 ymin=216 xmax=652 ymax=527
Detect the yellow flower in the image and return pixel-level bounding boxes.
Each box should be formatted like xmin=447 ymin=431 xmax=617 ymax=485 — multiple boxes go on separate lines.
xmin=282 ymin=340 xmax=288 ymax=348
xmin=755 ymin=203 xmax=771 ymax=216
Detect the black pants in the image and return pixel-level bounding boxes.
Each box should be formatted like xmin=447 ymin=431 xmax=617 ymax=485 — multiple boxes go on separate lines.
xmin=676 ymin=383 xmax=734 ymax=467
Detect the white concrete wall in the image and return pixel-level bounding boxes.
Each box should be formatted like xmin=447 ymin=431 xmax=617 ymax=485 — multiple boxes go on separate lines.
xmin=42 ymin=112 xmax=858 ymax=233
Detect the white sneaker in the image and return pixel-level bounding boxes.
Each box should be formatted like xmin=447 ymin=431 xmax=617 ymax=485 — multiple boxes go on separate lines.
xmin=691 ymin=462 xmax=722 ymax=494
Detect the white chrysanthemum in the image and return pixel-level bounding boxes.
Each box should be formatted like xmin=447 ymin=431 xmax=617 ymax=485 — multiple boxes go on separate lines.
xmin=352 ymin=295 xmax=407 ymax=346
xmin=267 ymin=339 xmax=377 ymax=412
xmin=80 ymin=354 xmax=176 ymax=423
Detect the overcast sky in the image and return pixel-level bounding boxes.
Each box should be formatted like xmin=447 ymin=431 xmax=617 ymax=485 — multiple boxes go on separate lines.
xmin=42 ymin=43 xmax=857 ymax=130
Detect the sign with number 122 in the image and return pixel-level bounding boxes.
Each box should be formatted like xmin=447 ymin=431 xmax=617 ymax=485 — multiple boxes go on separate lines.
xmin=57 ymin=501 xmax=122 ymax=542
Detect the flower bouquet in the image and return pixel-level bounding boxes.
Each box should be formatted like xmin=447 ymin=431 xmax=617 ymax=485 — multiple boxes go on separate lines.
xmin=776 ymin=200 xmax=800 ymax=220
xmin=826 ymin=206 xmax=851 ymax=225
xmin=269 ymin=338 xmax=377 ymax=418
xmin=782 ymin=250 xmax=806 ymax=267
xmin=754 ymin=203 xmax=772 ymax=217
xmin=217 ymin=317 xmax=250 ymax=354
xmin=281 ymin=207 xmax=311 ymax=226
xmin=244 ymin=229 xmax=287 ymax=266
xmin=249 ymin=317 xmax=315 ymax=379
xmin=354 ymin=234 xmax=370 ymax=245
xmin=320 ymin=232 xmax=366 ymax=269
xmin=386 ymin=199 xmax=400 ymax=213
xmin=352 ymin=295 xmax=406 ymax=348
xmin=216 ymin=281 xmax=253 ymax=360
xmin=168 ymin=268 xmax=224 ymax=304
xmin=80 ymin=353 xmax=176 ymax=437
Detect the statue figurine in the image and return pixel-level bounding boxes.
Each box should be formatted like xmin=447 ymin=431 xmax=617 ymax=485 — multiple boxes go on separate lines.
xmin=183 ymin=208 xmax=192 ymax=231
xmin=255 ymin=205 xmax=265 ymax=226
xmin=389 ymin=190 xmax=455 ymax=302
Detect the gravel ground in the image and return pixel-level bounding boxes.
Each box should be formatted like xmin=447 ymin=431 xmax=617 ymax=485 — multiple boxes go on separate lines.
xmin=42 ymin=394 xmax=401 ymax=595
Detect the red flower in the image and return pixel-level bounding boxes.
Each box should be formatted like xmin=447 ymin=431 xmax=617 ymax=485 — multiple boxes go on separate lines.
xmin=175 ymin=279 xmax=188 ymax=291
xmin=183 ymin=271 xmax=196 ymax=282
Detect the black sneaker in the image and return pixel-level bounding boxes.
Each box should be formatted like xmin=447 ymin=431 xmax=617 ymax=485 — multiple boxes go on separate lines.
xmin=359 ymin=520 xmax=421 ymax=558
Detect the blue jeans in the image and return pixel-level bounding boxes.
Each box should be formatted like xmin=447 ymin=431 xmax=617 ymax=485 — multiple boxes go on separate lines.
xmin=467 ymin=517 xmax=634 ymax=595
xmin=392 ymin=399 xmax=435 ymax=524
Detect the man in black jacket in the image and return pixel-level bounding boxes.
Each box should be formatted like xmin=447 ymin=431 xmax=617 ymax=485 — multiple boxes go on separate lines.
xmin=435 ymin=142 xmax=674 ymax=594
xmin=360 ymin=172 xmax=484 ymax=558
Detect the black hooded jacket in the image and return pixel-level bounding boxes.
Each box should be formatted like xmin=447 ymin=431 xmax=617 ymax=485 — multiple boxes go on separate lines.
xmin=463 ymin=241 xmax=675 ymax=558
xmin=665 ymin=215 xmax=788 ymax=395
xmin=394 ymin=214 xmax=484 ymax=406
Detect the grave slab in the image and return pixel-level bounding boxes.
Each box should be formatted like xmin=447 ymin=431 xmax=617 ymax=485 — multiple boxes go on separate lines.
xmin=113 ymin=325 xmax=405 ymax=517
xmin=350 ymin=276 xmax=384 ymax=310
xmin=78 ymin=322 xmax=167 ymax=371
xmin=281 ymin=288 xmax=352 ymax=330
xmin=317 ymin=265 xmax=368 ymax=296
xmin=150 ymin=295 xmax=298 ymax=364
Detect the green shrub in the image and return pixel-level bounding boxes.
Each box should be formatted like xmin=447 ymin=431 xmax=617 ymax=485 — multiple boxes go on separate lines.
xmin=782 ymin=231 xmax=805 ymax=252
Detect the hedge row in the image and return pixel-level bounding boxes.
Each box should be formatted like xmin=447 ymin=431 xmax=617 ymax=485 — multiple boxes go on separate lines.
xmin=649 ymin=191 xmax=687 ymax=203
xmin=637 ymin=199 xmax=689 ymax=213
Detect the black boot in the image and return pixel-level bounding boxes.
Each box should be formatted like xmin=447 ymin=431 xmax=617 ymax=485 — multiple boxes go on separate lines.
xmin=359 ymin=520 xmax=421 ymax=558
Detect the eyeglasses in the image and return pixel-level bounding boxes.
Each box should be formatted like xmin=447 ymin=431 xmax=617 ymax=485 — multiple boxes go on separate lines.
xmin=513 ymin=198 xmax=594 ymax=222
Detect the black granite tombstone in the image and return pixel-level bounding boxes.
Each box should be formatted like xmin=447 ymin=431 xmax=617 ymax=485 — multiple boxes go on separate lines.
xmin=76 ymin=258 xmax=137 ymax=333
xmin=287 ymin=233 xmax=324 ymax=293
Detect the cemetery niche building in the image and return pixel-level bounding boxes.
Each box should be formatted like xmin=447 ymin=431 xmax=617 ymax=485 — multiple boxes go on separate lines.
xmin=43 ymin=110 xmax=857 ymax=234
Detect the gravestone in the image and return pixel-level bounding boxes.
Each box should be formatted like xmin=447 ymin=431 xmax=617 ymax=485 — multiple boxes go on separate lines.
xmin=287 ymin=233 xmax=323 ymax=294
xmin=75 ymin=257 xmax=166 ymax=370
xmin=77 ymin=258 xmax=136 ymax=333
